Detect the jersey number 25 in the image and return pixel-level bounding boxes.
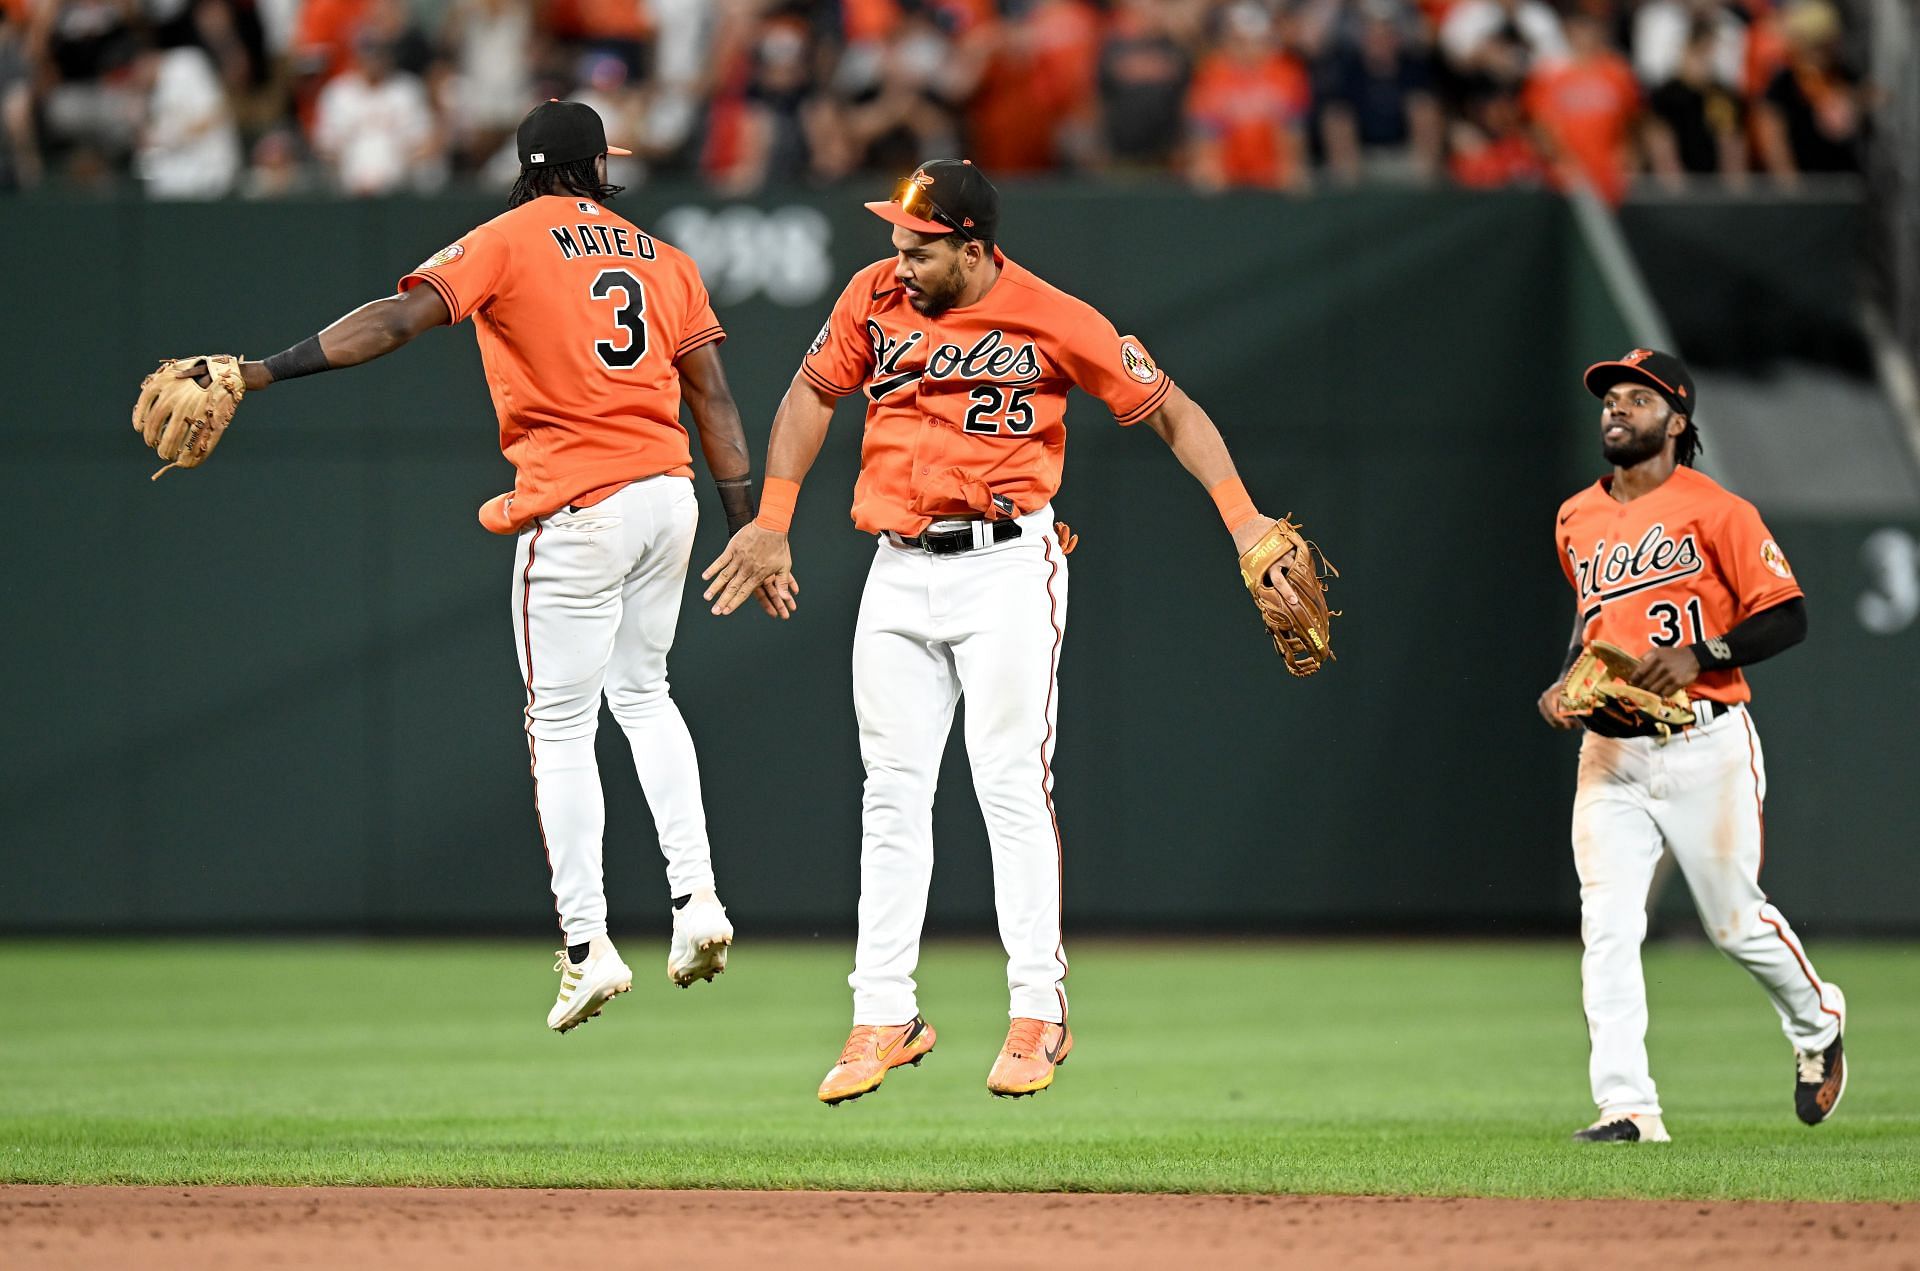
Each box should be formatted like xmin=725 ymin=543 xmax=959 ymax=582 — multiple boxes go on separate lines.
xmin=591 ymin=268 xmax=648 ymax=369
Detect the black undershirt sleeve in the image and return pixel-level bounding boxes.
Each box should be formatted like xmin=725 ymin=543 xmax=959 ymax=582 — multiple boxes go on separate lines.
xmin=1689 ymin=596 xmax=1808 ymax=671
xmin=714 ymin=477 xmax=755 ymax=537
xmin=262 ymin=335 xmax=332 ymax=383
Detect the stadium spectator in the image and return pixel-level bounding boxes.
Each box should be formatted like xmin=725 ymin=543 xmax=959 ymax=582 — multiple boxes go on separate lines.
xmin=0 ymin=4 xmax=41 ymax=188
xmin=1316 ymin=0 xmax=1442 ymax=185
xmin=542 ymin=0 xmax=650 ymax=80
xmin=1522 ymin=12 xmax=1639 ymax=203
xmin=33 ymin=0 xmax=146 ymax=184
xmin=1447 ymin=83 xmax=1543 ymax=187
xmin=640 ymin=0 xmax=716 ymax=168
xmin=1754 ymin=0 xmax=1862 ymax=180
xmin=1097 ymin=0 xmax=1193 ymax=171
xmin=134 ymin=42 xmax=241 ymax=196
xmin=310 ymin=29 xmax=441 ymax=194
xmin=1631 ymin=0 xmax=1746 ymax=92
xmin=439 ymin=0 xmax=533 ymax=172
xmin=830 ymin=6 xmax=961 ymax=179
xmin=1643 ymin=19 xmax=1746 ymax=186
xmin=289 ymin=0 xmax=371 ymax=87
xmin=1438 ymin=0 xmax=1567 ymax=96
xmin=962 ymin=0 xmax=1102 ymax=174
xmin=1184 ymin=1 xmax=1312 ymax=192
xmin=240 ymin=122 xmax=311 ymax=195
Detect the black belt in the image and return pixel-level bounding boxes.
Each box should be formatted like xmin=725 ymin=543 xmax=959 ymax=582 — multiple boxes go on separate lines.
xmin=887 ymin=520 xmax=1022 ymax=556
xmin=1585 ymin=698 xmax=1733 ymax=740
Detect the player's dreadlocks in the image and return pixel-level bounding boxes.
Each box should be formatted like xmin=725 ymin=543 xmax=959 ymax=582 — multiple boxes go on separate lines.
xmin=508 ymin=157 xmax=623 ymax=210
xmin=1675 ymin=417 xmax=1703 ymax=468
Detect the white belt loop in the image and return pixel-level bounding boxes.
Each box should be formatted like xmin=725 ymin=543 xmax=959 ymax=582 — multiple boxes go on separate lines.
xmin=972 ymin=521 xmax=993 ymax=551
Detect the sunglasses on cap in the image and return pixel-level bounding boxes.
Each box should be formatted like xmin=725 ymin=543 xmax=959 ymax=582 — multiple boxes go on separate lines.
xmin=887 ymin=177 xmax=975 ymax=241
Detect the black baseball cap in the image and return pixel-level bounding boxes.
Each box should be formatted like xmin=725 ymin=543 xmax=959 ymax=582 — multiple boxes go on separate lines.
xmin=866 ymin=159 xmax=999 ymax=242
xmin=1584 ymin=348 xmax=1696 ymax=417
xmin=516 ymin=99 xmax=631 ymax=169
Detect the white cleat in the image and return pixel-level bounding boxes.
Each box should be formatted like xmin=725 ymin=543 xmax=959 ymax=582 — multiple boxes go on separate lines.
xmin=546 ymin=935 xmax=633 ymax=1033
xmin=667 ymin=890 xmax=733 ymax=987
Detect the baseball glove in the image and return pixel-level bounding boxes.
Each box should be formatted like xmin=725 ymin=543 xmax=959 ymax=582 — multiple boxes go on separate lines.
xmin=1239 ymin=516 xmax=1339 ymax=677
xmin=1560 ymin=641 xmax=1696 ymax=733
xmin=132 ymin=355 xmax=246 ymax=480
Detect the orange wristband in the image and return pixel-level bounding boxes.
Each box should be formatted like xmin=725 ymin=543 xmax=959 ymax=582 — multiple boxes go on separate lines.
xmin=755 ymin=476 xmax=800 ymax=533
xmin=1208 ymin=477 xmax=1258 ymax=532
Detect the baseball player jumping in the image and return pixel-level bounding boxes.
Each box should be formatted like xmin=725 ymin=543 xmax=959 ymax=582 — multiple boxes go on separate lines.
xmin=1539 ymin=349 xmax=1847 ymax=1143
xmin=132 ymin=101 xmax=781 ymax=1032
xmin=701 ymin=160 xmax=1325 ymax=1104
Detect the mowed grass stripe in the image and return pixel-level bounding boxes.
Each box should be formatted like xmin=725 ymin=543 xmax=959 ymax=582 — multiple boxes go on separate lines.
xmin=0 ymin=939 xmax=1913 ymax=1199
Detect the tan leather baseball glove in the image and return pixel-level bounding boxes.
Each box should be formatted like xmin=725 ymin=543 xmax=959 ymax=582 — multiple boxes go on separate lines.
xmin=1239 ymin=517 xmax=1339 ymax=677
xmin=132 ymin=355 xmax=246 ymax=480
xmin=1561 ymin=640 xmax=1696 ymax=733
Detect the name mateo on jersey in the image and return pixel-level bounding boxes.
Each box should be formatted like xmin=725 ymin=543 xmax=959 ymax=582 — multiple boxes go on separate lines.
xmin=1569 ymin=523 xmax=1703 ymax=606
xmin=548 ymin=221 xmax=657 ymax=263
xmin=865 ymin=320 xmax=1041 ymax=398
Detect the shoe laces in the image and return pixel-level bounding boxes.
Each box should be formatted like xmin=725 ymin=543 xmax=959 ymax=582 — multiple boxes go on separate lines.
xmin=552 ymin=950 xmax=569 ymax=974
xmin=1796 ymin=1049 xmax=1827 ymax=1084
xmin=1002 ymin=1017 xmax=1048 ymax=1059
xmin=839 ymin=1025 xmax=881 ymax=1066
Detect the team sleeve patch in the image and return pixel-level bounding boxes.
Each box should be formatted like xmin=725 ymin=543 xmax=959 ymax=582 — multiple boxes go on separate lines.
xmin=1760 ymin=539 xmax=1793 ymax=579
xmin=419 ymin=243 xmax=464 ymax=269
xmin=1120 ymin=338 xmax=1158 ymax=384
xmin=807 ymin=321 xmax=830 ymax=357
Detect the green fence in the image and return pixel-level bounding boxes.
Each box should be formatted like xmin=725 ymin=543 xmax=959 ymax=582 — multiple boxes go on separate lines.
xmin=2 ymin=186 xmax=1912 ymax=933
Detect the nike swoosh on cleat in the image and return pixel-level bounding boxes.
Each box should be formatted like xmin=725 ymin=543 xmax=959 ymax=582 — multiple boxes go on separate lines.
xmin=1043 ymin=1030 xmax=1067 ymax=1063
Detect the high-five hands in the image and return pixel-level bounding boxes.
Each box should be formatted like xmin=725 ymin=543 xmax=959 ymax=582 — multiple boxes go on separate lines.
xmin=703 ymin=523 xmax=801 ymax=619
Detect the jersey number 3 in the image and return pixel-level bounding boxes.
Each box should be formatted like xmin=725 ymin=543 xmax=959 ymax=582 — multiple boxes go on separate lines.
xmin=591 ymin=268 xmax=648 ymax=369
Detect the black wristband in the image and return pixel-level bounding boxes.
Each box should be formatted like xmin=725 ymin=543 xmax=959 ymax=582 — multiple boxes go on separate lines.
xmin=262 ymin=335 xmax=331 ymax=383
xmin=1688 ymin=639 xmax=1733 ymax=672
xmin=715 ymin=476 xmax=755 ymax=536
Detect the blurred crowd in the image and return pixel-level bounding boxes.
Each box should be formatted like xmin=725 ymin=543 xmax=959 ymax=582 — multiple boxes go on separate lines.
xmin=0 ymin=0 xmax=1875 ymax=201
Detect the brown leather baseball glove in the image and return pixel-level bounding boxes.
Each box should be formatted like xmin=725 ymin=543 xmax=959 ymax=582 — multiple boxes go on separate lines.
xmin=1239 ymin=517 xmax=1339 ymax=677
xmin=132 ymin=355 xmax=246 ymax=480
xmin=1560 ymin=640 xmax=1696 ymax=734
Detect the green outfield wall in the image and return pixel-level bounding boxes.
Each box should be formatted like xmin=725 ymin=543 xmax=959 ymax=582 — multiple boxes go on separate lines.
xmin=2 ymin=187 xmax=1913 ymax=934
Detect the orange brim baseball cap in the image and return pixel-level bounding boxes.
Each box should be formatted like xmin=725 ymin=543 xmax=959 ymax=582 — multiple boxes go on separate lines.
xmin=865 ymin=159 xmax=998 ymax=240
xmin=1584 ymin=348 xmax=1695 ymax=414
xmin=517 ymin=99 xmax=631 ymax=167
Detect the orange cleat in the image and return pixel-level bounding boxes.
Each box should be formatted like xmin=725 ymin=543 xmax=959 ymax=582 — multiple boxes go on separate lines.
xmin=816 ymin=1016 xmax=937 ymax=1105
xmin=986 ymin=1017 xmax=1072 ymax=1098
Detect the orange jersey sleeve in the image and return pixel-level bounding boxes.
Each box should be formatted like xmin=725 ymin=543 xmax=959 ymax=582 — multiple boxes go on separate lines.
xmin=398 ymin=196 xmax=725 ymax=534
xmin=403 ymin=225 xmax=510 ymax=324
xmin=800 ymin=263 xmax=885 ymax=398
xmin=1046 ymin=302 xmax=1172 ymax=425
xmin=1706 ymin=493 xmax=1804 ymax=619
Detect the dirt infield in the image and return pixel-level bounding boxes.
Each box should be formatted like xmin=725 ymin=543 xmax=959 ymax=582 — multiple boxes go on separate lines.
xmin=3 ymin=1186 xmax=1914 ymax=1270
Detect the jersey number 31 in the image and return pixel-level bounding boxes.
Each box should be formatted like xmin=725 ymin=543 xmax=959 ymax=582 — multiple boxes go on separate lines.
xmin=591 ymin=268 xmax=648 ymax=369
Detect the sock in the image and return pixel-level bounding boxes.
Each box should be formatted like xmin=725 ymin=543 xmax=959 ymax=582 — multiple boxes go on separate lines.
xmin=671 ymin=894 xmax=690 ymax=910
xmin=567 ymin=941 xmax=591 ymax=964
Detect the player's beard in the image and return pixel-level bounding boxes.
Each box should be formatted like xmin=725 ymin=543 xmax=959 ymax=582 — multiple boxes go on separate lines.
xmin=1601 ymin=412 xmax=1671 ymax=467
xmin=907 ymin=259 xmax=967 ymax=316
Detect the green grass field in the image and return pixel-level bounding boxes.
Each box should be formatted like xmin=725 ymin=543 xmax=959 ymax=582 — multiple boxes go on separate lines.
xmin=1 ymin=938 xmax=1914 ymax=1200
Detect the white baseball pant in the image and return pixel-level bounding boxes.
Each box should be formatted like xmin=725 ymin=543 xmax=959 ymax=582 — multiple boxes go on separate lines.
xmin=848 ymin=503 xmax=1070 ymax=1026
xmin=1571 ymin=703 xmax=1843 ymax=1116
xmin=510 ymin=475 xmax=717 ymax=944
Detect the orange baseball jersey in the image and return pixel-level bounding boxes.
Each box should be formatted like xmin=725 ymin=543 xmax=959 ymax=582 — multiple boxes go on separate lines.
xmin=399 ymin=196 xmax=725 ymax=534
xmin=1557 ymin=466 xmax=1803 ymax=705
xmin=802 ymin=250 xmax=1172 ymax=535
